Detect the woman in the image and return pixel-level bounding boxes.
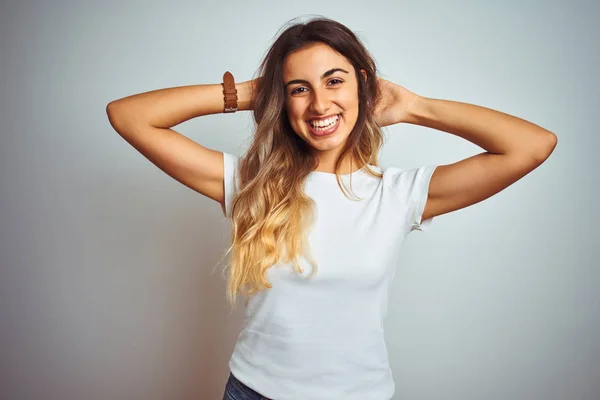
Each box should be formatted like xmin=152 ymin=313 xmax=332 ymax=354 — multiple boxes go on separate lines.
xmin=106 ymin=17 xmax=556 ymax=400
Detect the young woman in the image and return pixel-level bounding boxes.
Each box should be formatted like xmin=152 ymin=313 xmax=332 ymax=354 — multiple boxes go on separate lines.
xmin=106 ymin=17 xmax=557 ymax=400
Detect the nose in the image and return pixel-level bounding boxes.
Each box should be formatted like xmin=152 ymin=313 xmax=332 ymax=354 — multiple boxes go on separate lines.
xmin=309 ymin=87 xmax=330 ymax=115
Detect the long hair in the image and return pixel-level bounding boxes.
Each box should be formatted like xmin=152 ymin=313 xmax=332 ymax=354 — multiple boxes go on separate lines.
xmin=219 ymin=17 xmax=386 ymax=310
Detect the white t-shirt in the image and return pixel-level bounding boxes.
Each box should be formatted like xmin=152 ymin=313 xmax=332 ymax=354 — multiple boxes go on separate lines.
xmin=221 ymin=151 xmax=437 ymax=400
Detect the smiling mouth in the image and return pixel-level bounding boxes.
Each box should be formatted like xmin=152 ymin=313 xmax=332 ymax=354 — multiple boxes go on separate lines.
xmin=306 ymin=114 xmax=341 ymax=136
xmin=307 ymin=114 xmax=340 ymax=129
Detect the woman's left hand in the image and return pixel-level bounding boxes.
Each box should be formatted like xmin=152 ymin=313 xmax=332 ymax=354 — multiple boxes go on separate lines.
xmin=373 ymin=78 xmax=422 ymax=127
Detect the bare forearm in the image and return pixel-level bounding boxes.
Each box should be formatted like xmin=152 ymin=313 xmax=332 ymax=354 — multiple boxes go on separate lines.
xmin=106 ymin=81 xmax=255 ymax=129
xmin=407 ymin=96 xmax=556 ymax=156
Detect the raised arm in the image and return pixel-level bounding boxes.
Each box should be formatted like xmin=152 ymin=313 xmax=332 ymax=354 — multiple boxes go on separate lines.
xmin=374 ymin=78 xmax=557 ymax=223
xmin=106 ymin=78 xmax=257 ymax=208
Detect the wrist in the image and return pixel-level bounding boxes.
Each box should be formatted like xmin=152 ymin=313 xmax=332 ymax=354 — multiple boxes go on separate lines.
xmin=235 ymin=80 xmax=255 ymax=111
xmin=404 ymin=95 xmax=429 ymax=125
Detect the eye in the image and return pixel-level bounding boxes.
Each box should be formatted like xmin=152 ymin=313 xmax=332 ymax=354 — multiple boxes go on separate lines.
xmin=290 ymin=86 xmax=307 ymax=95
xmin=328 ymin=78 xmax=343 ymax=86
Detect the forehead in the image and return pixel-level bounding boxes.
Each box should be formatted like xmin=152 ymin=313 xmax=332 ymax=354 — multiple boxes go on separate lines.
xmin=282 ymin=42 xmax=354 ymax=80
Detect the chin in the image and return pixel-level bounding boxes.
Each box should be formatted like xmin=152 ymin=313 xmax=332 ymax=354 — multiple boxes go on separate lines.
xmin=311 ymin=133 xmax=350 ymax=149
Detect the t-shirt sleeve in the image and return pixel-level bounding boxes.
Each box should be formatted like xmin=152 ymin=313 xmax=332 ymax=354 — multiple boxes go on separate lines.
xmin=387 ymin=165 xmax=438 ymax=233
xmin=221 ymin=151 xmax=240 ymax=219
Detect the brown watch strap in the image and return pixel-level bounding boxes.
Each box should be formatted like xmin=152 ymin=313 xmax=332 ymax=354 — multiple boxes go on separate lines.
xmin=222 ymin=71 xmax=238 ymax=113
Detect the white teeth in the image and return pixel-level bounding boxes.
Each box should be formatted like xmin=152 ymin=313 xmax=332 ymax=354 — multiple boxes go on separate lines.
xmin=309 ymin=115 xmax=339 ymax=129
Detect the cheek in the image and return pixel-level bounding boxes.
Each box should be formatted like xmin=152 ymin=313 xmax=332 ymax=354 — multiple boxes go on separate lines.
xmin=286 ymin=102 xmax=306 ymax=126
xmin=341 ymin=89 xmax=360 ymax=108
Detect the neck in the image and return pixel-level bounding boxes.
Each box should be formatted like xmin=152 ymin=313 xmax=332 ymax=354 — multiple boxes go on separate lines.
xmin=313 ymin=157 xmax=363 ymax=174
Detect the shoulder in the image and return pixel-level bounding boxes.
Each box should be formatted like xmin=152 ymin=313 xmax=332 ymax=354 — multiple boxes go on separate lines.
xmin=381 ymin=164 xmax=438 ymax=204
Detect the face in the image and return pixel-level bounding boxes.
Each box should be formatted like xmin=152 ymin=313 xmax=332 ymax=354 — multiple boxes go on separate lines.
xmin=282 ymin=42 xmax=363 ymax=167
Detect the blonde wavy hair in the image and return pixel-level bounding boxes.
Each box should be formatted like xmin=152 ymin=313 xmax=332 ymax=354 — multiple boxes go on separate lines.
xmin=218 ymin=17 xmax=387 ymax=310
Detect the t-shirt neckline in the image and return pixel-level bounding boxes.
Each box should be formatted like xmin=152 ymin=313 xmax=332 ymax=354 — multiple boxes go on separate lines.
xmin=308 ymin=164 xmax=376 ymax=179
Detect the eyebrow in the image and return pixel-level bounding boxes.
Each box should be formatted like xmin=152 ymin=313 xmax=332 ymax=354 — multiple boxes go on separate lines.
xmin=284 ymin=68 xmax=350 ymax=88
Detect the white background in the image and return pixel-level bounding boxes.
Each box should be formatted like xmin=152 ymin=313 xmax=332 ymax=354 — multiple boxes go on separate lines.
xmin=1 ymin=0 xmax=598 ymax=399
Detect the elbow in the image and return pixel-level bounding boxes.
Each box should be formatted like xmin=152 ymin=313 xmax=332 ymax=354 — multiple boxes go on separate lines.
xmin=542 ymin=132 xmax=558 ymax=157
xmin=106 ymin=102 xmax=128 ymax=132
xmin=106 ymin=101 xmax=122 ymax=117
xmin=548 ymin=132 xmax=558 ymax=150
xmin=106 ymin=101 xmax=118 ymax=121
xmin=531 ymin=132 xmax=558 ymax=165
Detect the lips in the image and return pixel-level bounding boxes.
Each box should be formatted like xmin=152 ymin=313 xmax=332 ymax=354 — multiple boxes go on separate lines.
xmin=306 ymin=114 xmax=341 ymax=137
xmin=307 ymin=114 xmax=340 ymax=126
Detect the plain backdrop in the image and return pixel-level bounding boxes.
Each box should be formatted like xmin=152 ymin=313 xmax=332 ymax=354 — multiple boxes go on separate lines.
xmin=1 ymin=1 xmax=598 ymax=399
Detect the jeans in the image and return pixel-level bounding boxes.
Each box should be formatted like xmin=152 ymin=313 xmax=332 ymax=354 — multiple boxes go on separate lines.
xmin=223 ymin=372 xmax=273 ymax=400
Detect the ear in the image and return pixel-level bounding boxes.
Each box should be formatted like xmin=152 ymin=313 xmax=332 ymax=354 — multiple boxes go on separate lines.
xmin=360 ymin=69 xmax=367 ymax=82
